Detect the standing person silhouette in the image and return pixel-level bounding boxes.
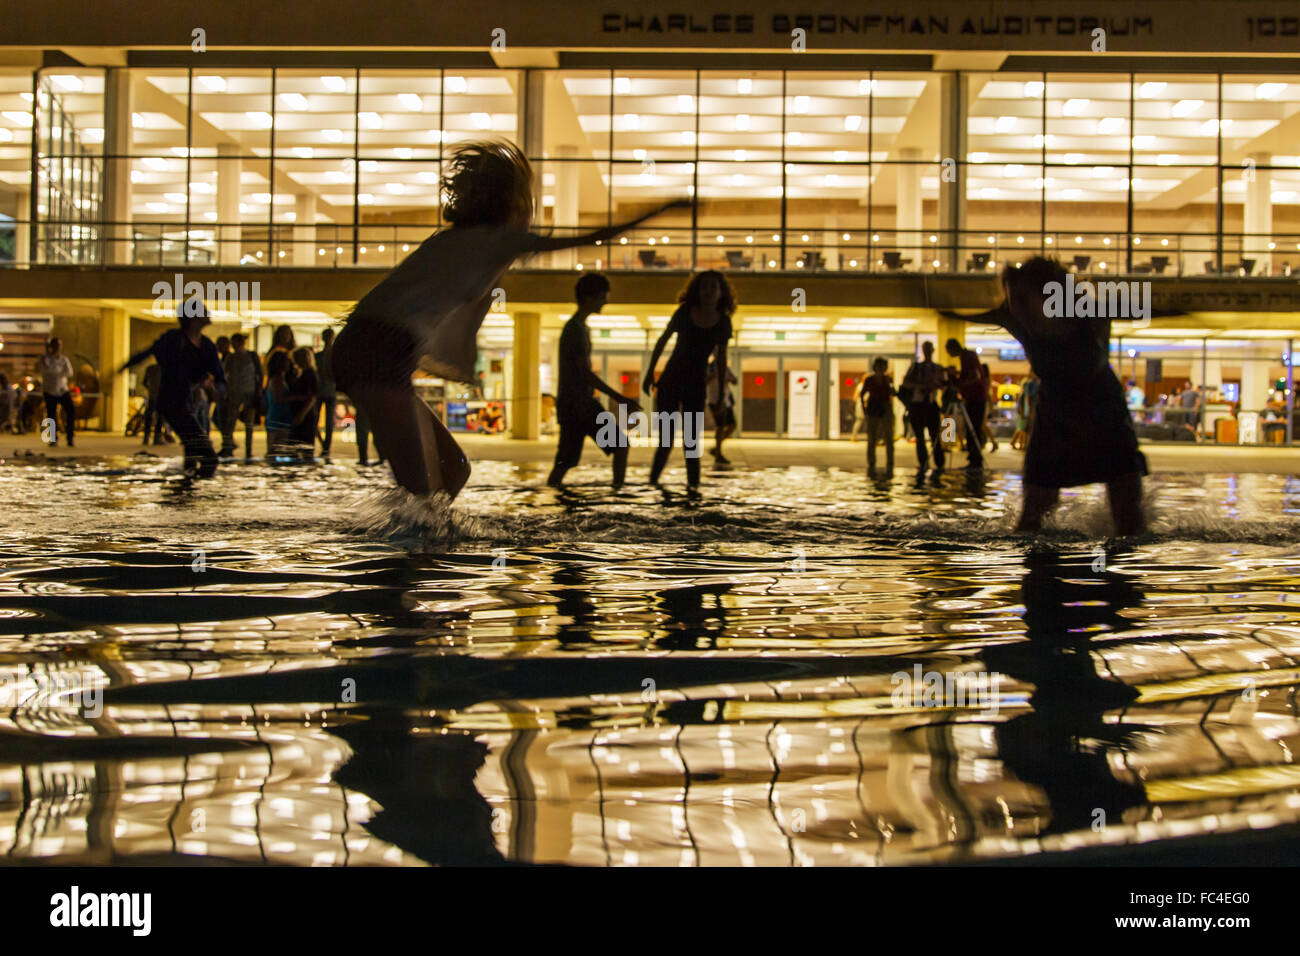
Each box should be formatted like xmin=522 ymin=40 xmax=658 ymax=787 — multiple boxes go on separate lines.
xmin=547 ymin=272 xmax=641 ymax=490
xmin=861 ymin=357 xmax=897 ymax=478
xmin=37 ymin=337 xmax=75 ymax=447
xmin=331 ymin=140 xmax=688 ymax=499
xmin=315 ymin=328 xmax=338 ymax=457
xmin=945 ymin=257 xmax=1146 ymax=535
xmin=121 ymin=301 xmax=226 ymax=477
xmin=945 ymin=337 xmax=987 ymax=471
xmin=644 ymin=271 xmax=736 ymax=490
xmin=899 ymin=340 xmax=947 ymax=482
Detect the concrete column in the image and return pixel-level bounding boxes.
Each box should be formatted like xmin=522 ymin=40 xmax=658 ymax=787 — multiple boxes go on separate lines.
xmin=511 ymin=311 xmax=541 ymax=439
xmin=1244 ymin=151 xmax=1272 ymax=275
xmin=293 ymin=193 xmax=316 ymax=267
xmin=1240 ymin=357 xmax=1269 ymax=414
xmin=828 ymin=356 xmax=840 ymax=439
xmin=102 ymin=69 xmax=133 ymax=265
xmin=1190 ymin=358 xmax=1222 ymax=389
xmin=98 ymin=306 xmax=130 ymax=432
xmin=217 ymin=143 xmax=242 ymax=265
xmin=897 ymin=147 xmax=923 ymax=272
xmin=939 ymin=74 xmax=966 ymax=272
xmin=12 ymin=188 xmax=29 ymax=267
xmin=935 ymin=314 xmax=965 ymax=352
xmin=553 ymin=144 xmax=579 ymax=269
xmin=520 ymin=71 xmax=545 ymax=223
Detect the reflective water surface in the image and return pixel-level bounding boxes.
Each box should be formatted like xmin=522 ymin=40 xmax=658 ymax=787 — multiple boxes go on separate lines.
xmin=2 ymin=455 xmax=1300 ymax=866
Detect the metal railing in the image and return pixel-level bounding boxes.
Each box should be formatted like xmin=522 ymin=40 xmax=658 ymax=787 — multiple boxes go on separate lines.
xmin=2 ymin=220 xmax=1298 ymax=278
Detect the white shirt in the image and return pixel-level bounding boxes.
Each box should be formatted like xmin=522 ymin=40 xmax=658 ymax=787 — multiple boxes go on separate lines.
xmin=40 ymin=354 xmax=74 ymax=396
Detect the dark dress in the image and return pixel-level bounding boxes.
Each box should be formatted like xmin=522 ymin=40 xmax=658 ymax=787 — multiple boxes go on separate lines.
xmin=993 ymin=304 xmax=1146 ymax=488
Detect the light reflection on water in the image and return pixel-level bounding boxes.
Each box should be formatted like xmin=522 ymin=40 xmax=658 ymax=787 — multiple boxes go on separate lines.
xmin=2 ymin=455 xmax=1300 ymax=865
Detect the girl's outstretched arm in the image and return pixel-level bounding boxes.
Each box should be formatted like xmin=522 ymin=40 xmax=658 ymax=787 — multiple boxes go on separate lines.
xmin=522 ymin=199 xmax=691 ymax=255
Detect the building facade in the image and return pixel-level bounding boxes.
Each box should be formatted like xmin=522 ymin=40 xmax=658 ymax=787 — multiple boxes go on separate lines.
xmin=2 ymin=0 xmax=1299 ymax=443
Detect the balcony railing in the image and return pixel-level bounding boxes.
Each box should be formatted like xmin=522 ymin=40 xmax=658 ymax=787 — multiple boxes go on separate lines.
xmin=2 ymin=220 xmax=1298 ymax=278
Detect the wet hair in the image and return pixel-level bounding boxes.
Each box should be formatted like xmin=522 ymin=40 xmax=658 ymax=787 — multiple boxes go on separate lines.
xmin=441 ymin=140 xmax=534 ymax=228
xmin=266 ymin=350 xmax=290 ymax=378
xmin=677 ymin=270 xmax=737 ymax=320
xmin=872 ymin=357 xmax=888 ymax=372
xmin=272 ymin=324 xmax=295 ymax=350
xmin=575 ymin=272 xmax=611 ymax=303
xmin=231 ymin=333 xmax=247 ymax=347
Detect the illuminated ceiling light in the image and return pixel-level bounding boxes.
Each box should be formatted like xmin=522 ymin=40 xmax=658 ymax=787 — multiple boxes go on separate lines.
xmin=871 ymin=234 xmax=879 ymax=242
xmin=247 ymin=111 xmax=273 ymax=128
xmin=772 ymin=234 xmax=780 ymax=241
xmin=715 ymin=234 xmax=725 ymax=242
xmin=141 ymin=157 xmax=167 ymax=170
xmin=1133 ymin=236 xmax=1142 ymax=244
xmin=321 ymin=75 xmax=346 ymax=92
xmin=1161 ymin=238 xmax=1169 ymax=246
xmin=1024 ymin=80 xmax=1044 ymax=98
xmin=1075 ymin=235 xmax=1082 ymax=243
xmin=1255 ymin=82 xmax=1285 ymax=99
xmin=633 ymin=148 xmax=645 ymax=160
xmin=131 ymin=112 xmax=145 ymax=128
xmin=146 ymin=201 xmax=168 ymax=213
xmin=1097 ymin=117 xmax=1123 ymax=134
xmin=734 ymin=148 xmax=746 ymax=161
xmin=969 ymin=152 xmax=990 ymax=162
xmin=1064 ymin=188 xmax=1081 ymax=198
xmin=786 ymin=130 xmax=801 ymax=145
xmin=844 ymin=115 xmax=862 ymax=131
xmin=732 ymin=172 xmax=744 ymax=184
xmin=81 ymin=127 xmax=103 ymax=143
xmin=164 ymin=192 xmax=186 ymax=204
xmin=1064 ymin=153 xmax=1083 ymax=164
xmin=1062 ymin=98 xmax=1088 ymax=116
xmin=1171 ymin=99 xmax=1203 ymax=117
xmin=995 ymin=115 xmax=1015 ymax=133
xmin=987 ymin=235 xmax=995 ymax=243
xmin=357 ymin=193 xmax=374 ymax=204
xmin=793 ymin=95 xmax=810 ymax=113
xmin=1138 ymin=81 xmax=1165 ymax=98
xmin=1045 ymin=236 xmax=1053 ymax=244
xmin=279 ymin=92 xmax=308 ymax=111
xmin=859 ymin=78 xmax=875 ymax=95
xmin=318 ymin=248 xmax=325 ymax=256
xmin=614 ymin=77 xmax=630 ymax=95
xmin=393 ymin=147 xmax=411 ymax=159
xmin=1004 ymin=163 xmax=1023 ymax=177
xmin=1156 ymin=153 xmax=1178 ymax=165
xmin=445 ymin=76 xmax=467 ymax=94
xmin=325 ymin=170 xmax=346 ymax=183
xmin=251 ymin=192 xmax=271 ymax=204
xmin=842 ymin=232 xmax=851 ymax=240
xmin=622 ymin=113 xmax=639 ymax=130
xmin=1272 ymin=190 xmax=1298 ymax=202
xmin=293 ymin=146 xmax=313 ymax=158
xmin=322 ymin=128 xmax=343 ymax=142
xmin=677 ymin=95 xmax=693 ymax=113
xmin=336 ymin=246 xmax=343 ymax=254
xmin=50 ymin=74 xmax=83 ymax=92
xmin=399 ymin=93 xmax=423 ymax=111
xmin=737 ymin=78 xmax=752 ymax=94
xmin=801 ymin=234 xmax=810 ymax=241
xmin=198 ymin=75 xmax=227 ymax=92
xmin=385 ymin=182 xmax=403 ymax=193
xmin=1103 ymin=236 xmax=1112 ymax=245
xmin=1131 ymin=135 xmax=1154 ymax=149
xmin=736 ymin=113 xmax=750 ymax=130
xmin=402 ymin=244 xmax=410 ymax=251
xmin=359 ymin=111 xmax=382 ymax=129
xmin=680 ymin=130 xmax=695 ymax=144
xmin=1016 ymin=235 xmax=1024 ymax=244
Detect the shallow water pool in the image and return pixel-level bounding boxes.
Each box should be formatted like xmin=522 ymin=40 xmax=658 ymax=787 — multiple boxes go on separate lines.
xmin=2 ymin=455 xmax=1300 ymax=865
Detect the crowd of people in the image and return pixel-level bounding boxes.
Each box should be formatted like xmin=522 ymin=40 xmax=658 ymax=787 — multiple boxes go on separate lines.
xmin=97 ymin=141 xmax=1157 ymax=534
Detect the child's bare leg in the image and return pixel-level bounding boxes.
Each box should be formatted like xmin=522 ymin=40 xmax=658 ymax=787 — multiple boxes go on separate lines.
xmin=1017 ymin=483 xmax=1059 ymax=531
xmin=1106 ymin=472 xmax=1145 ymax=536
xmin=350 ymin=384 xmax=470 ymax=498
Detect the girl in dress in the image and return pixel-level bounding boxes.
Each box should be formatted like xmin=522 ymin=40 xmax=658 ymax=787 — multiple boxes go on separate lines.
xmin=331 ymin=140 xmax=688 ymax=499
